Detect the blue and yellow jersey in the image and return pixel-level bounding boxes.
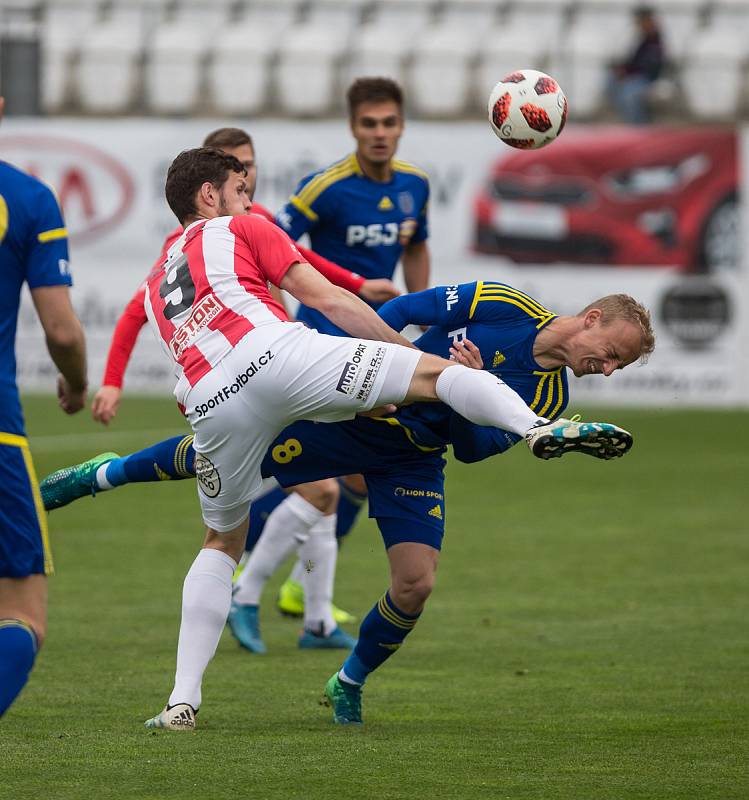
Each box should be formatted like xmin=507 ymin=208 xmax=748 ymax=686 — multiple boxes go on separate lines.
xmin=276 ymin=153 xmax=429 ymax=334
xmin=376 ymin=281 xmax=569 ymax=461
xmin=0 ymin=161 xmax=72 ymax=436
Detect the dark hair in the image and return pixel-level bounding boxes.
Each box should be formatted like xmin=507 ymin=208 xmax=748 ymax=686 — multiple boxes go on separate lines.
xmin=202 ymin=127 xmax=254 ymax=151
xmin=346 ymin=77 xmax=404 ymax=118
xmin=165 ymin=147 xmax=246 ymax=224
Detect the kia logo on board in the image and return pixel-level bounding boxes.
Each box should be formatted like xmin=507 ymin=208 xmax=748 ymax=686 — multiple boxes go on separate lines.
xmin=0 ymin=134 xmax=134 ymax=245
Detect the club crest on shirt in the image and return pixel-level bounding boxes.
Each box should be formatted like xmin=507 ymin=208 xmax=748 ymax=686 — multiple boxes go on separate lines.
xmin=195 ymin=454 xmax=221 ymax=498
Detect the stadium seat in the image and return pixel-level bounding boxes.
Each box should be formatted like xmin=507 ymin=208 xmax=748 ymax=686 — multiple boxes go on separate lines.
xmin=146 ymin=22 xmax=213 ymax=114
xmin=305 ymin=0 xmax=367 ymax=33
xmin=77 ymin=20 xmax=143 ymax=112
xmin=40 ymin=0 xmax=102 ymax=111
xmin=367 ymin=0 xmax=436 ymax=33
xmin=276 ymin=25 xmax=350 ymax=116
xmin=476 ymin=19 xmax=560 ymax=105
xmin=682 ymin=26 xmax=749 ymax=119
xmin=345 ymin=23 xmax=414 ymax=88
xmin=171 ymin=0 xmax=234 ymax=26
xmin=207 ymin=24 xmax=277 ymax=115
xmin=234 ymin=0 xmax=301 ymax=36
xmin=707 ymin=0 xmax=749 ymax=33
xmin=410 ymin=25 xmax=475 ymax=117
xmin=436 ymin=0 xmax=499 ymax=30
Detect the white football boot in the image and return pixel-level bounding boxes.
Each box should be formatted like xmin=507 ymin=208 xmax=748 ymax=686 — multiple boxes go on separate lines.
xmin=144 ymin=703 xmax=196 ymax=731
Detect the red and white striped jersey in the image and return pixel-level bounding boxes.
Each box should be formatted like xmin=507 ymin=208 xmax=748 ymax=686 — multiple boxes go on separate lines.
xmin=144 ymin=214 xmax=304 ymax=395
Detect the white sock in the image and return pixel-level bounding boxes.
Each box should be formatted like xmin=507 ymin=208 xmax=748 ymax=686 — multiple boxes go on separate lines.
xmin=435 ymin=364 xmax=545 ymax=436
xmin=288 ymin=559 xmax=306 ymax=586
xmin=232 ymin=492 xmax=324 ymax=606
xmin=95 ymin=464 xmax=113 ymax=490
xmin=168 ymin=548 xmax=237 ymax=710
xmin=299 ymin=514 xmax=338 ymax=636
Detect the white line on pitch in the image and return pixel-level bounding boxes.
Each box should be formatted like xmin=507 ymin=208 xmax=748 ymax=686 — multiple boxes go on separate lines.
xmin=28 ymin=428 xmax=188 ymax=453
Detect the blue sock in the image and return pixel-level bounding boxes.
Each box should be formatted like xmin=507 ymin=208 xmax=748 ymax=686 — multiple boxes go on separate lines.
xmin=104 ymin=435 xmax=195 ymax=486
xmin=336 ymin=479 xmax=367 ymax=542
xmin=340 ymin=591 xmax=421 ymax=685
xmin=245 ymin=487 xmax=287 ymax=552
xmin=0 ymin=620 xmax=38 ymax=717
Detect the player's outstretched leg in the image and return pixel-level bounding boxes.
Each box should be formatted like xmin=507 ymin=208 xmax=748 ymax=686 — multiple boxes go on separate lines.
xmin=421 ymin=360 xmax=633 ymax=462
xmin=525 ymin=417 xmax=633 ymax=460
xmin=40 ymin=435 xmax=197 ymax=511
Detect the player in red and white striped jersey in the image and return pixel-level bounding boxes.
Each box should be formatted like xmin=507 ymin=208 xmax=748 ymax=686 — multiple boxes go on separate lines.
xmin=143 ymin=146 xmax=632 ymax=731
xmin=91 ymin=127 xmax=398 ymax=426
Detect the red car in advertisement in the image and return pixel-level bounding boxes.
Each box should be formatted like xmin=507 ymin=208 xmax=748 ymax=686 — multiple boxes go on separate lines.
xmin=473 ymin=127 xmax=738 ymax=272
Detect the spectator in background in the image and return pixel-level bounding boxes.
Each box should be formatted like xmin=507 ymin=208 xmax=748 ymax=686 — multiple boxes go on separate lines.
xmin=607 ymin=5 xmax=666 ymax=124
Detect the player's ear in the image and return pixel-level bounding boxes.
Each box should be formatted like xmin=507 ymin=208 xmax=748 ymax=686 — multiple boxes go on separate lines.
xmin=584 ymin=308 xmax=602 ymax=328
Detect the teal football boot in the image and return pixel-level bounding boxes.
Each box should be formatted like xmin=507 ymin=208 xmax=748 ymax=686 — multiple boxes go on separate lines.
xmin=526 ymin=416 xmax=632 ymax=460
xmin=40 ymin=452 xmax=119 ymax=510
xmin=299 ymin=626 xmax=356 ymax=650
xmin=322 ymin=672 xmax=363 ymax=725
xmin=227 ymin=602 xmax=267 ymax=654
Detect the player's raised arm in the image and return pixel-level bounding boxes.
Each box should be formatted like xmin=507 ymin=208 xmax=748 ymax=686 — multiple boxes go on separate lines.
xmin=280 ymin=262 xmax=414 ymax=348
xmin=379 ymin=283 xmax=478 ymax=331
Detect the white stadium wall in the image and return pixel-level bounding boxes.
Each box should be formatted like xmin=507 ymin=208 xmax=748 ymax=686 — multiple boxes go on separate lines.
xmin=2 ymin=119 xmax=748 ymax=407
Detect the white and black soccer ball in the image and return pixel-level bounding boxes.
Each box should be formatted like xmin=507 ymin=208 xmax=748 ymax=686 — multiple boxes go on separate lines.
xmin=487 ymin=69 xmax=568 ymax=150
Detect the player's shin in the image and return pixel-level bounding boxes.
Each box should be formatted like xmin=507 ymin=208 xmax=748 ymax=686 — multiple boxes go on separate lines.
xmin=339 ymin=592 xmax=420 ymax=686
xmin=434 ymin=364 xmax=544 ymax=436
xmin=168 ymin=548 xmax=236 ymax=711
xmin=298 ymin=514 xmax=337 ymax=636
xmin=0 ymin=620 xmax=37 ymax=717
xmin=98 ymin=435 xmax=195 ymax=488
xmin=232 ymin=493 xmax=324 ymax=606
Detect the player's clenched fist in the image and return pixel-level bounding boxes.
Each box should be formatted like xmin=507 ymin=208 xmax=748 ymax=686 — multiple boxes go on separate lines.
xmin=57 ymin=374 xmax=87 ymax=415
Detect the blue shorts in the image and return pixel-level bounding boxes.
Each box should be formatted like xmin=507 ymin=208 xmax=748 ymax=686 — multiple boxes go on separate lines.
xmin=295 ymin=304 xmax=349 ymax=337
xmin=0 ymin=435 xmax=52 ymax=577
xmin=261 ymin=417 xmax=447 ymax=550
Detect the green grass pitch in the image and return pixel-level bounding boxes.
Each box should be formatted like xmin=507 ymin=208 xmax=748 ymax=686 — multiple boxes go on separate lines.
xmin=2 ymin=396 xmax=748 ymax=799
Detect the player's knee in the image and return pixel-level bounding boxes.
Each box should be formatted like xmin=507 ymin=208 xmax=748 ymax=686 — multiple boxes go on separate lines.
xmin=391 ymin=572 xmax=435 ymax=613
xmin=294 ymin=479 xmax=339 ymax=514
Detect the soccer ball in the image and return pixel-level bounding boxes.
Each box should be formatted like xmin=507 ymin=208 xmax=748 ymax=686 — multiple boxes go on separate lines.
xmin=487 ymin=69 xmax=568 ymax=150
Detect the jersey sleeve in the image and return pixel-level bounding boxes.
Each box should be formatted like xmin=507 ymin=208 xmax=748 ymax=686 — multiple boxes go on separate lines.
xmin=25 ymin=183 xmax=72 ymax=289
xmin=378 ymin=283 xmax=478 ymax=331
xmin=298 ymin=245 xmax=365 ymax=294
xmin=101 ymin=283 xmax=149 ymax=388
xmin=448 ymin=414 xmax=521 ymax=464
xmin=234 ymin=215 xmax=307 ymax=286
xmin=275 ymin=173 xmax=330 ymax=241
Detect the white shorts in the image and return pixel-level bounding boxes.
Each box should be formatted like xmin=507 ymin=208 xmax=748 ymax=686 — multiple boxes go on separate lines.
xmin=182 ymin=321 xmax=422 ymax=532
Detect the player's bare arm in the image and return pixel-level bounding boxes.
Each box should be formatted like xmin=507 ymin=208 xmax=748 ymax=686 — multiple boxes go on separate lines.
xmin=401 ymin=240 xmax=430 ymax=295
xmin=279 ymin=262 xmax=415 ymax=349
xmin=30 ymin=285 xmax=87 ymax=414
xmin=357 ymin=278 xmax=400 ymax=304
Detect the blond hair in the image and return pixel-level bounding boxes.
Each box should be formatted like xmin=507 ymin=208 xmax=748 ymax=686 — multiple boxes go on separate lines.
xmin=579 ymin=294 xmax=655 ymax=361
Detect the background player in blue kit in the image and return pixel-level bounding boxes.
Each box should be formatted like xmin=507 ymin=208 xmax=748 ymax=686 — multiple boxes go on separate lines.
xmin=0 ymin=96 xmax=88 ymax=717
xmin=276 ymin=76 xmax=430 ymax=335
xmin=40 ymin=281 xmax=652 ymax=725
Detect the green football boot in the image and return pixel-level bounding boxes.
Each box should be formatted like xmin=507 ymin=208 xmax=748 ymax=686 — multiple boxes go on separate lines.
xmin=277 ymin=578 xmax=357 ymax=625
xmin=322 ymin=672 xmax=363 ymax=725
xmin=40 ymin=452 xmax=119 ymax=511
